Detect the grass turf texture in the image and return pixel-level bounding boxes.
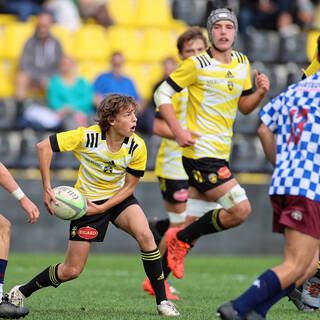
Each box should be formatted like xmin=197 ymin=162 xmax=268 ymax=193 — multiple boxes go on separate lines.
xmin=4 ymin=254 xmax=318 ymax=319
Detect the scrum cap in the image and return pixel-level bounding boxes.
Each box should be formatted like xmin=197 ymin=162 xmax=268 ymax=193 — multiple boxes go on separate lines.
xmin=207 ymin=8 xmax=238 ymax=44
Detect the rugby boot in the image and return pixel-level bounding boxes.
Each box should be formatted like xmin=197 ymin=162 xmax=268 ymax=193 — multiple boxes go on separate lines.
xmin=166 ymin=228 xmax=190 ymax=279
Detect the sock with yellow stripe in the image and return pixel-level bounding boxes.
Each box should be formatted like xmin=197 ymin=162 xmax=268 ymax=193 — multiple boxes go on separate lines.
xmin=177 ymin=209 xmax=225 ymax=245
xmin=141 ymin=249 xmax=166 ymax=304
xmin=19 ymin=264 xmax=62 ymax=297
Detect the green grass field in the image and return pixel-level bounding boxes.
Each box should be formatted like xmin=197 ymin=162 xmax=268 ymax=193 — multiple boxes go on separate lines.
xmin=4 ymin=254 xmax=318 ymax=320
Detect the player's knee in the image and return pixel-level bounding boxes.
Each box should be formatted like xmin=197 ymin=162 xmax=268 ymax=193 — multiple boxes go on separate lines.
xmin=135 ymin=227 xmax=155 ymax=246
xmin=0 ymin=216 xmax=11 ymax=238
xmin=217 ymin=185 xmax=250 ymax=223
xmin=233 ymin=202 xmax=251 ymax=223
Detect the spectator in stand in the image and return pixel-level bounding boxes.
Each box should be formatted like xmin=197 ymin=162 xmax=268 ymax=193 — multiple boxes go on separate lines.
xmin=239 ymin=0 xmax=299 ymax=36
xmin=93 ymin=52 xmax=151 ymax=134
xmin=74 ymin=0 xmax=113 ymax=28
xmin=47 ymin=55 xmax=94 ymax=130
xmin=44 ymin=0 xmax=82 ymax=32
xmin=5 ymin=0 xmax=45 ymax=22
xmin=15 ymin=11 xmax=63 ymax=118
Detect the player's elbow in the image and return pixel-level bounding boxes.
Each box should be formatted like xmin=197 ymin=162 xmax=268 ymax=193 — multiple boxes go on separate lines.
xmin=257 ymin=123 xmax=269 ymax=138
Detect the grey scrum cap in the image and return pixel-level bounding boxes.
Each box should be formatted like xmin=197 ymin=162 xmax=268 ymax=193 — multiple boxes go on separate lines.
xmin=207 ymin=8 xmax=238 ymax=43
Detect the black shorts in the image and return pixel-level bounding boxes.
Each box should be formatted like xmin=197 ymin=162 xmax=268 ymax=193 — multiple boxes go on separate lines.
xmin=157 ymin=177 xmax=188 ymax=203
xmin=182 ymin=157 xmax=234 ymax=193
xmin=69 ymin=195 xmax=139 ymax=242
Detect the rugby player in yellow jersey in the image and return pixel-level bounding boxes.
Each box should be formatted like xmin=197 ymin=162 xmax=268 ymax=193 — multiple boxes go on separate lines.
xmin=154 ymin=8 xmax=270 ymax=279
xmin=6 ymin=94 xmax=179 ymax=316
xmin=144 ymin=27 xmax=222 ymax=299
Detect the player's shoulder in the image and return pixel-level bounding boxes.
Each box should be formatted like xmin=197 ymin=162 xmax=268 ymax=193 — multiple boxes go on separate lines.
xmin=130 ymin=133 xmax=146 ymax=147
xmin=190 ymin=50 xmax=212 ymax=68
xmin=123 ymin=133 xmax=146 ymax=157
xmin=231 ymin=50 xmax=249 ymax=64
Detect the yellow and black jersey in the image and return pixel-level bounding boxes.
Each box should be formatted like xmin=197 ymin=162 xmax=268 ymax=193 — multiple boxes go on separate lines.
xmin=167 ymin=48 xmax=253 ymax=160
xmin=50 ymin=125 xmax=147 ymax=201
xmin=155 ymin=89 xmax=188 ymax=180
xmin=304 ymin=52 xmax=320 ymax=78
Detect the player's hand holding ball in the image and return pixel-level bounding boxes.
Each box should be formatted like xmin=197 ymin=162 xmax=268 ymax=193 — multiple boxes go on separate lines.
xmin=50 ymin=186 xmax=87 ymax=220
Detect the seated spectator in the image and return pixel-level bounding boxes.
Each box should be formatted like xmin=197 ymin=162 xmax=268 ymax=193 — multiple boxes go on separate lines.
xmin=239 ymin=0 xmax=300 ymax=36
xmin=94 ymin=51 xmax=153 ymax=134
xmin=15 ymin=11 xmax=63 ymax=118
xmin=75 ymin=0 xmax=113 ymax=28
xmin=5 ymin=0 xmax=45 ymax=22
xmin=47 ymin=55 xmax=94 ymax=130
xmin=44 ymin=0 xmax=82 ymax=32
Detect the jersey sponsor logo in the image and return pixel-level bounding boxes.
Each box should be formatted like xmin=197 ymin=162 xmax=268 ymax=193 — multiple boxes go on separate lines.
xmin=217 ymin=167 xmax=231 ymax=179
xmin=287 ymin=107 xmax=310 ymax=145
xmin=226 ymin=70 xmax=234 ymax=91
xmin=192 ymin=170 xmax=204 ymax=183
xmin=227 ymin=81 xmax=234 ymax=91
xmin=78 ymin=226 xmax=98 ymax=239
xmin=71 ymin=226 xmax=77 ymax=238
xmin=173 ymin=189 xmax=188 ymax=201
xmin=104 ymin=160 xmax=115 ymax=173
xmin=226 ymin=70 xmax=234 ymax=78
xmin=85 ymin=132 xmax=99 ymax=148
xmin=291 ymin=210 xmax=303 ymax=221
xmin=208 ymin=173 xmax=218 ymax=184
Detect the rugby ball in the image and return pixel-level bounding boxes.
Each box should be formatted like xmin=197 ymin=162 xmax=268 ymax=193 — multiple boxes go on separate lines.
xmin=51 ymin=186 xmax=87 ymax=220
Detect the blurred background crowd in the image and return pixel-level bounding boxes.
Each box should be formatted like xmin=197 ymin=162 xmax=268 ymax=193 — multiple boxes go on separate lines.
xmin=0 ymin=0 xmax=319 ymax=172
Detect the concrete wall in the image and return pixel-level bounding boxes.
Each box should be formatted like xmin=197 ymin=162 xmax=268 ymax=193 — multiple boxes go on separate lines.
xmin=1 ymin=179 xmax=284 ymax=255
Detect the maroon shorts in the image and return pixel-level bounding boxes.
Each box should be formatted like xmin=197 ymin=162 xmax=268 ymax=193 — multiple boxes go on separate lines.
xmin=270 ymin=194 xmax=320 ymax=239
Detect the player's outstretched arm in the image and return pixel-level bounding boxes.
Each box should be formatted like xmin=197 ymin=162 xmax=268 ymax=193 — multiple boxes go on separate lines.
xmin=37 ymin=138 xmax=58 ymax=215
xmin=0 ymin=161 xmax=40 ymax=223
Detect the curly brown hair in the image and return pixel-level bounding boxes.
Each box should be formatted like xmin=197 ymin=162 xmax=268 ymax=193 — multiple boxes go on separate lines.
xmin=96 ymin=94 xmax=138 ymax=132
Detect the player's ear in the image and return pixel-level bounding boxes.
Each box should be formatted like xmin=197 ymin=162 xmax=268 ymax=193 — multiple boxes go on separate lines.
xmin=107 ymin=116 xmax=115 ymax=126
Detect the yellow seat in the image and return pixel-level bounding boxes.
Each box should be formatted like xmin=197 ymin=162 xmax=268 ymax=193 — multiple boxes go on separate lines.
xmin=124 ymin=63 xmax=156 ymax=100
xmin=2 ymin=22 xmax=35 ymax=60
xmin=51 ymin=24 xmax=74 ymax=56
xmin=0 ymin=14 xmax=18 ymax=26
xmin=142 ymin=28 xmax=178 ymax=63
xmin=0 ymin=61 xmax=15 ymax=98
xmin=78 ymin=60 xmax=109 ymax=82
xmin=107 ymin=0 xmax=137 ymax=27
xmin=136 ymin=0 xmax=173 ymax=28
xmin=306 ymin=30 xmax=320 ymax=62
xmin=107 ymin=26 xmax=144 ymax=62
xmin=73 ymin=25 xmax=110 ymax=61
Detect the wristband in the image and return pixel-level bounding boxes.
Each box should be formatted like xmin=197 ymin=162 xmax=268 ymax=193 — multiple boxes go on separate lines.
xmin=11 ymin=187 xmax=25 ymax=201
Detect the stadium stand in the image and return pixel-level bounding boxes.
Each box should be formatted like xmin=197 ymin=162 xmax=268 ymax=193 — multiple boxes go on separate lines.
xmin=0 ymin=0 xmax=317 ymax=174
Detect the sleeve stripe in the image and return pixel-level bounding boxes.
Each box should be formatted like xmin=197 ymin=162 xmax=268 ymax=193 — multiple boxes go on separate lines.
xmin=126 ymin=167 xmax=144 ymax=177
xmin=196 ymin=56 xmax=203 ymax=68
xmin=49 ymin=135 xmax=60 ymax=152
xmin=166 ymin=77 xmax=183 ymax=92
xmin=241 ymin=88 xmax=254 ymax=96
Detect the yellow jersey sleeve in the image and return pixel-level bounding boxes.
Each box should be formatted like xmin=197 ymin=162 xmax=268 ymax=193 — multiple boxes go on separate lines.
xmin=126 ymin=137 xmax=147 ymax=177
xmin=167 ymin=58 xmax=198 ymax=91
xmin=53 ymin=127 xmax=85 ymax=152
xmin=242 ymin=55 xmax=252 ymax=94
